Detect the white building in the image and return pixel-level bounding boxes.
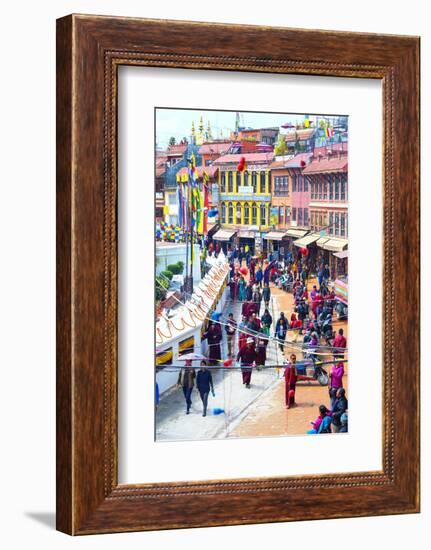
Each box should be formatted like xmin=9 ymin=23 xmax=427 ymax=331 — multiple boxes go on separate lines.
xmin=156 ymin=257 xmax=229 ymax=395
xmin=156 ymin=242 xmax=201 ymax=283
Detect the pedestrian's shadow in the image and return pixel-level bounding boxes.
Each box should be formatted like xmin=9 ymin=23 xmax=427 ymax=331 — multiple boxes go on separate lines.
xmin=25 ymin=512 xmax=56 ymax=530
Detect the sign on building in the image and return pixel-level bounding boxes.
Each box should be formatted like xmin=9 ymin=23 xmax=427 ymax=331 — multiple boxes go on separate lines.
xmin=238 ymin=185 xmax=254 ymax=195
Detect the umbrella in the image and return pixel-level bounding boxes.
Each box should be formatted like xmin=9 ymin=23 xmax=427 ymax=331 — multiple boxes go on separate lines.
xmin=178 ymin=352 xmax=207 ymax=361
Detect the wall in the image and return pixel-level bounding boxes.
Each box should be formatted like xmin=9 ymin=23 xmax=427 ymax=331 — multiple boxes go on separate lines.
xmin=156 ymin=242 xmax=201 ymax=281
xmin=0 ymin=1 xmax=428 ymax=549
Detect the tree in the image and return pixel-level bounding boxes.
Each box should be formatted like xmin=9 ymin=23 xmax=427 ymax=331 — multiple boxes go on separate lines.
xmin=274 ymin=133 xmax=288 ymax=156
xmin=169 ymin=136 xmax=176 ymax=146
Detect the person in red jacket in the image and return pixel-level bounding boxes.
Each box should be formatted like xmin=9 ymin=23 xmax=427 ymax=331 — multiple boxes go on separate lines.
xmin=236 ymin=337 xmax=256 ymax=388
xmin=284 ymin=354 xmax=298 ymax=408
xmin=333 ymin=328 xmax=347 ymax=358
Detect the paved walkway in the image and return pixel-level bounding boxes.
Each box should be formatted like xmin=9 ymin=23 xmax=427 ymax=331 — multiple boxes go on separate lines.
xmin=156 ymin=277 xmax=348 ymax=441
xmin=155 ymin=291 xmax=284 ymax=442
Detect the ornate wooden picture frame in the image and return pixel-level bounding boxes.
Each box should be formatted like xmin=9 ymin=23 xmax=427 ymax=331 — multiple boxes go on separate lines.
xmin=56 ymin=14 xmax=420 ymax=535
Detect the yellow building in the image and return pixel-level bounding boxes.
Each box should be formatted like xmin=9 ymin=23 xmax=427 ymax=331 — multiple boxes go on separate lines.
xmin=213 ymin=153 xmax=274 ymax=252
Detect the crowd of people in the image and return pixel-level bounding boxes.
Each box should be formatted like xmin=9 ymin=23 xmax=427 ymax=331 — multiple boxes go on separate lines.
xmin=175 ymin=242 xmax=348 ymax=433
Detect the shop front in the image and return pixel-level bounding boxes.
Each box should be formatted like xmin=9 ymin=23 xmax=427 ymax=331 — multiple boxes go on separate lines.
xmin=318 ymin=237 xmax=348 ymax=279
xmin=212 ymin=228 xmax=237 ymax=253
xmin=263 ymin=230 xmax=289 ymax=260
xmin=237 ymin=229 xmax=256 ymax=256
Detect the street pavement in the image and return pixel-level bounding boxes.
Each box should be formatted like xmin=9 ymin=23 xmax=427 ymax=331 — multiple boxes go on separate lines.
xmin=155 ymin=277 xmax=348 ymax=441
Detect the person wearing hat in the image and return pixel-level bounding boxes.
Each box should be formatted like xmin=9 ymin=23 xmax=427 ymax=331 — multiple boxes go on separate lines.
xmin=177 ymin=360 xmax=196 ymax=414
xmin=236 ymin=337 xmax=256 ymax=388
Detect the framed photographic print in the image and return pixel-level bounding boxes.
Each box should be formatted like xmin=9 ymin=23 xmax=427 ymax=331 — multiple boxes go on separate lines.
xmin=56 ymin=14 xmax=420 ymax=535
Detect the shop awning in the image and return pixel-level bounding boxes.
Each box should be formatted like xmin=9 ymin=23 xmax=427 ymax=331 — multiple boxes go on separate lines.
xmin=293 ymin=233 xmax=320 ymax=247
xmin=213 ymin=228 xmax=237 ymax=241
xmin=263 ymin=231 xmax=287 ymax=241
xmin=320 ymin=238 xmax=348 ymax=252
xmin=238 ymin=230 xmax=255 ymax=239
xmin=333 ymin=249 xmax=349 ymax=259
xmin=285 ymin=228 xmax=308 ymax=238
xmin=316 ymin=237 xmax=330 ymax=247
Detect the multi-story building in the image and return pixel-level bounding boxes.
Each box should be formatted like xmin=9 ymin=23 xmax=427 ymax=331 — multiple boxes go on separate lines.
xmin=269 ymin=158 xmax=292 ymax=230
xmin=212 ymin=152 xmax=274 ymax=253
xmin=302 ymin=149 xmax=348 ymax=274
xmin=230 ymin=127 xmax=278 ymax=146
xmin=283 ymin=128 xmax=316 ymax=154
xmin=286 ymin=152 xmax=313 ymax=229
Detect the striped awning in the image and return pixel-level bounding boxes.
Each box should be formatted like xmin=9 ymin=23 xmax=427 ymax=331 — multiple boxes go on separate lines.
xmin=213 ymin=228 xmax=237 ymax=241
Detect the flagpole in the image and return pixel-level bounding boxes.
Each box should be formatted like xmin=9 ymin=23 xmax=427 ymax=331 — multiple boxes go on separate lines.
xmin=184 ymin=180 xmax=189 ymax=293
xmin=189 ymin=177 xmax=193 ymax=293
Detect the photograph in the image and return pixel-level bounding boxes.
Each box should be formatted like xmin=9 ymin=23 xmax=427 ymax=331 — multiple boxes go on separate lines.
xmin=155 ymin=108 xmax=349 ymax=442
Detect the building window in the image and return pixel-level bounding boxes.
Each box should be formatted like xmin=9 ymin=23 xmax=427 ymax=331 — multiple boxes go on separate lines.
xmin=168 ymin=192 xmax=178 ymax=205
xmin=244 ymin=203 xmax=250 ymax=224
xmin=323 ymin=178 xmax=328 ymax=200
xmin=252 ymin=203 xmax=257 ymax=225
xmin=311 ymin=182 xmax=315 ymax=200
xmin=228 ymin=203 xmax=234 ymax=224
xmin=285 ymin=206 xmax=290 ymax=223
xmin=228 ymin=171 xmax=233 ymax=193
xmin=292 ymin=207 xmax=297 ymax=222
xmin=260 ymin=204 xmax=267 ymax=226
xmin=298 ymin=176 xmax=302 ymax=192
xmin=252 ymin=171 xmax=257 ymax=193
xmin=278 ymin=206 xmax=284 ymax=225
xmin=329 ymin=175 xmax=334 ymax=201
xmin=335 ymin=212 xmax=340 ymax=235
xmin=221 ymin=202 xmax=226 ymax=224
xmin=319 ymin=212 xmax=323 ymax=228
xmin=236 ymin=202 xmax=242 ymax=222
xmin=303 ymin=176 xmax=308 ymax=192
xmin=221 ymin=172 xmax=226 ymax=193
xmin=335 ymin=176 xmax=340 ymax=200
xmin=318 ymin=180 xmax=323 ymax=200
xmin=298 ymin=208 xmax=303 ymax=226
xmin=304 ymin=208 xmax=309 ymax=226
xmin=329 ymin=212 xmax=334 ymax=235
xmin=292 ymin=174 xmax=297 ymax=192
xmin=244 ymin=171 xmax=249 ymax=186
xmin=284 ymin=176 xmax=289 ymax=196
xmin=260 ymin=171 xmax=266 ymax=193
xmin=340 ymin=213 xmax=346 ymax=236
xmin=341 ymin=175 xmax=346 ymax=201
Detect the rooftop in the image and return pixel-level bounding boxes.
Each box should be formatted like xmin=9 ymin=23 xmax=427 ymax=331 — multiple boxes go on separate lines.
xmin=214 ymin=152 xmax=274 ymax=165
xmin=198 ymin=141 xmax=232 ymax=155
xmin=270 ymin=152 xmax=312 ymax=170
xmin=284 ymin=128 xmax=315 ymax=142
xmin=167 ymin=143 xmax=188 ymax=156
xmin=302 ymin=153 xmax=348 ymax=175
